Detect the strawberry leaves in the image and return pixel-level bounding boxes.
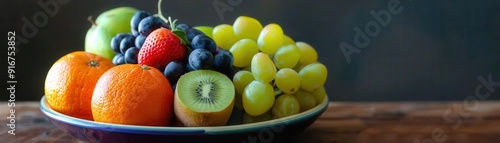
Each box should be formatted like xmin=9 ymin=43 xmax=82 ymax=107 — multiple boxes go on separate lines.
xmin=155 ymin=0 xmax=191 ymax=48
xmin=168 ymin=17 xmax=191 ymax=46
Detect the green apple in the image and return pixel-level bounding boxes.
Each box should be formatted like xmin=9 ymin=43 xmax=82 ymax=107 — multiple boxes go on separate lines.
xmin=85 ymin=7 xmax=138 ymax=60
xmin=193 ymin=26 xmax=214 ymax=39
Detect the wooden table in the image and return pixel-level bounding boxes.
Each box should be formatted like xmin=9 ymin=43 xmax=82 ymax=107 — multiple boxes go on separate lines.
xmin=1 ymin=101 xmax=500 ymax=143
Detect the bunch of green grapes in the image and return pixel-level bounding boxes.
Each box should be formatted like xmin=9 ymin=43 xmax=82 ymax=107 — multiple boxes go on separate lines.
xmin=211 ymin=16 xmax=328 ymax=120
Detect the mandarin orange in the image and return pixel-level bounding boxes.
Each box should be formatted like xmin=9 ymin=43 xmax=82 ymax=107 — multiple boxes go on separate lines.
xmin=91 ymin=64 xmax=174 ymax=126
xmin=44 ymin=51 xmax=114 ymax=120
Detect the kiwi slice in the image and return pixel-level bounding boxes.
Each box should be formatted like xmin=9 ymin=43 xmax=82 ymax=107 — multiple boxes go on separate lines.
xmin=174 ymin=70 xmax=235 ymax=126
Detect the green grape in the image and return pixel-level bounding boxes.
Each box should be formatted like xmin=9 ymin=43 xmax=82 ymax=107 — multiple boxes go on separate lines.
xmin=243 ymin=80 xmax=275 ymax=116
xmin=193 ymin=26 xmax=214 ymax=39
xmin=242 ymin=111 xmax=273 ymax=124
xmin=233 ymin=16 xmax=263 ymax=42
xmin=293 ymin=61 xmax=305 ymax=72
xmin=243 ymin=64 xmax=252 ymax=72
xmin=230 ymin=39 xmax=259 ymax=68
xmin=272 ymin=94 xmax=300 ymax=118
xmin=275 ymin=68 xmax=300 ymax=94
xmin=233 ymin=70 xmax=255 ymax=95
xmin=273 ymin=44 xmax=301 ymax=69
xmin=251 ymin=52 xmax=277 ymax=83
xmin=294 ymin=89 xmax=317 ymax=112
xmin=299 ymin=62 xmax=327 ymax=92
xmin=213 ymin=24 xmax=238 ymax=50
xmin=257 ymin=23 xmax=284 ymax=54
xmin=274 ymin=88 xmax=283 ymax=96
xmin=283 ymin=35 xmax=295 ymax=46
xmin=310 ymin=86 xmax=327 ymax=104
xmin=296 ymin=42 xmax=318 ymax=65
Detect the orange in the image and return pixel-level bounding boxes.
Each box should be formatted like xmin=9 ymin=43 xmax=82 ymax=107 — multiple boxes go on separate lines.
xmin=91 ymin=64 xmax=174 ymax=126
xmin=45 ymin=51 xmax=114 ymax=120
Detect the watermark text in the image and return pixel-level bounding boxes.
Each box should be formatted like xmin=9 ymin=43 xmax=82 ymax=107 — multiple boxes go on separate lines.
xmin=415 ymin=74 xmax=500 ymax=143
xmin=16 ymin=0 xmax=70 ymax=52
xmin=340 ymin=0 xmax=412 ymax=63
xmin=7 ymin=31 xmax=17 ymax=135
xmin=213 ymin=0 xmax=244 ymax=21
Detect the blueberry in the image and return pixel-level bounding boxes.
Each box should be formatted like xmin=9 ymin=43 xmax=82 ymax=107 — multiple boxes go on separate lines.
xmin=189 ymin=49 xmax=213 ymax=70
xmin=112 ymin=54 xmax=125 ymax=65
xmin=135 ymin=35 xmax=147 ymax=48
xmin=212 ymin=49 xmax=234 ymax=73
xmin=111 ymin=33 xmax=131 ymax=53
xmin=131 ymin=30 xmax=140 ymax=36
xmin=185 ymin=28 xmax=204 ymax=42
xmin=191 ymin=34 xmax=217 ymax=54
xmin=124 ymin=47 xmax=140 ymax=64
xmin=171 ymin=83 xmax=177 ymax=92
xmin=185 ymin=63 xmax=196 ymax=72
xmin=119 ymin=35 xmax=135 ymax=54
xmin=176 ymin=23 xmax=191 ymax=31
xmin=163 ymin=61 xmax=185 ymax=84
xmin=138 ymin=16 xmax=168 ymax=36
xmin=130 ymin=11 xmax=152 ymax=36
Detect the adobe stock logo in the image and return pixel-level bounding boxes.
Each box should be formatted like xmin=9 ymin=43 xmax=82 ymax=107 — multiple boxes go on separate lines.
xmin=340 ymin=0 xmax=416 ymax=64
xmin=16 ymin=0 xmax=70 ymax=51
xmin=414 ymin=74 xmax=500 ymax=143
xmin=213 ymin=0 xmax=244 ymax=21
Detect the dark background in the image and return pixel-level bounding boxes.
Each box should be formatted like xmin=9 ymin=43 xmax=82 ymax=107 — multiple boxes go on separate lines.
xmin=2 ymin=0 xmax=500 ymax=102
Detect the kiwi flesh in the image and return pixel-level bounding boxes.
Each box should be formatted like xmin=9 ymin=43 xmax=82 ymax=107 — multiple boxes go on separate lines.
xmin=174 ymin=70 xmax=235 ymax=126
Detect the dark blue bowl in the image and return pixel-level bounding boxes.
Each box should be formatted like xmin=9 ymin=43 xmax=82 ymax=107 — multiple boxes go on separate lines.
xmin=40 ymin=95 xmax=328 ymax=143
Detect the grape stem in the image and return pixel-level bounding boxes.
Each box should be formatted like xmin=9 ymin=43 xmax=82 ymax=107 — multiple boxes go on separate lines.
xmin=156 ymin=0 xmax=168 ymax=24
xmin=155 ymin=0 xmax=190 ymax=46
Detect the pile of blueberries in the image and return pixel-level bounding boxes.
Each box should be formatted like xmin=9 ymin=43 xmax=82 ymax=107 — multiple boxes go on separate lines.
xmin=110 ymin=11 xmax=237 ymax=89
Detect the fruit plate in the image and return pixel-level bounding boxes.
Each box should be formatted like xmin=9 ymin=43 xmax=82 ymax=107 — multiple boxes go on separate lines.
xmin=39 ymin=95 xmax=328 ymax=143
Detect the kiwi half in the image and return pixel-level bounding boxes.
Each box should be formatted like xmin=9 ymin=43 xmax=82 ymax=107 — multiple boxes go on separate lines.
xmin=174 ymin=70 xmax=235 ymax=126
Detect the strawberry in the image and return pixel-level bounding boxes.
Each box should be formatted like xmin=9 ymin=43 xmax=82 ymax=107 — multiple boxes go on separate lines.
xmin=138 ymin=17 xmax=189 ymax=70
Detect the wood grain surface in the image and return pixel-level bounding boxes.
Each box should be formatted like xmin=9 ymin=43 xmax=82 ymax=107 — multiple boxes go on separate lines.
xmin=1 ymin=101 xmax=500 ymax=143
